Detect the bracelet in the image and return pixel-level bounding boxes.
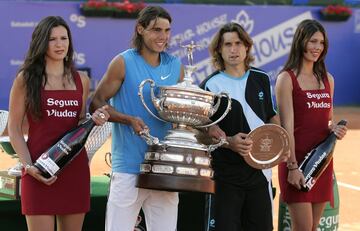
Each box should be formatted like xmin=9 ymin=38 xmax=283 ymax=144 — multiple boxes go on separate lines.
xmin=288 ymin=167 xmax=298 ymax=171
xmin=24 ymin=164 xmax=33 ymax=174
xmin=286 ymin=161 xmax=298 ymax=168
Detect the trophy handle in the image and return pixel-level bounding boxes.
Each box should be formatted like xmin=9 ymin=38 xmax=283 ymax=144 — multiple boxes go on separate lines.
xmin=196 ymin=92 xmax=232 ymax=129
xmin=139 ymin=128 xmax=160 ymax=146
xmin=207 ymin=137 xmax=228 ymax=153
xmin=138 ymin=79 xmax=168 ymax=123
xmin=210 ymin=92 xmax=223 ymax=115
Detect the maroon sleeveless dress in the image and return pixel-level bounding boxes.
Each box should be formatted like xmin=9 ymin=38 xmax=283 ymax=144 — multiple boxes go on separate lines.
xmin=278 ymin=70 xmax=334 ymax=206
xmin=21 ymin=72 xmax=90 ymax=215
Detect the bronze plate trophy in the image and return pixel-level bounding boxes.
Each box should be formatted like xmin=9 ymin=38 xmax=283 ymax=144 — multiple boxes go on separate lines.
xmin=136 ymin=42 xmax=231 ymax=193
xmin=245 ymin=124 xmax=290 ymax=169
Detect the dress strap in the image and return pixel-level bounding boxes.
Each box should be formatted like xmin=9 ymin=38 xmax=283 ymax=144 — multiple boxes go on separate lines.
xmin=322 ymin=73 xmax=330 ymax=90
xmin=286 ymin=70 xmax=300 ymax=90
xmin=73 ymin=70 xmax=83 ymax=95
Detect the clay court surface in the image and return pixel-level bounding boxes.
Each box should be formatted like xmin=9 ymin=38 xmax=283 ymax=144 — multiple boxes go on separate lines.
xmin=1 ymin=106 xmax=359 ymax=230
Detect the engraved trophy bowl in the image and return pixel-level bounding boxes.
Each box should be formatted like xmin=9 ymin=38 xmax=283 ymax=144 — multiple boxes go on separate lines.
xmin=136 ymin=42 xmax=231 ymax=193
xmin=139 ymin=79 xmax=230 ymax=127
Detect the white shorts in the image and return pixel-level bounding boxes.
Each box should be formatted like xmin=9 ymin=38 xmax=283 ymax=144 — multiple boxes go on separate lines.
xmin=105 ymin=172 xmax=179 ymax=231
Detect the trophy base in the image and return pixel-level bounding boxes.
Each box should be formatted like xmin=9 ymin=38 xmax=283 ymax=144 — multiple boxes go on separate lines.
xmin=0 ymin=171 xmax=21 ymax=199
xmin=136 ymin=173 xmax=215 ymax=194
xmin=7 ymin=162 xmax=23 ymax=177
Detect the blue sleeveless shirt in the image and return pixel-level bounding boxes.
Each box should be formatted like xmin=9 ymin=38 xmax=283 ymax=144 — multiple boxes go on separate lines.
xmin=111 ymin=49 xmax=181 ymax=173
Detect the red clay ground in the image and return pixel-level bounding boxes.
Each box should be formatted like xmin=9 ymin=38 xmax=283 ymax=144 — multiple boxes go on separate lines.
xmin=1 ymin=106 xmax=359 ymax=230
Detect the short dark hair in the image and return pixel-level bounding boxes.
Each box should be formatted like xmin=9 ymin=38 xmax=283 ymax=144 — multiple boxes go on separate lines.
xmin=131 ymin=6 xmax=172 ymax=50
xmin=209 ymin=22 xmax=254 ymax=71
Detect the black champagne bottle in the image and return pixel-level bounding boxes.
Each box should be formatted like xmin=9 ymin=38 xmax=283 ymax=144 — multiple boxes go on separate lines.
xmin=299 ymin=120 xmax=347 ymax=192
xmin=34 ymin=119 xmax=95 ymax=178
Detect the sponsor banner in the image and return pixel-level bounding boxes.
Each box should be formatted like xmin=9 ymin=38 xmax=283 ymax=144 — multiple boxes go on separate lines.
xmin=0 ymin=2 xmax=359 ymax=110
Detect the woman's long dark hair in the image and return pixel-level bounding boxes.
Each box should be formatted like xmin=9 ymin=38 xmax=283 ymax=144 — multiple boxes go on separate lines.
xmin=281 ymin=19 xmax=328 ymax=82
xmin=131 ymin=6 xmax=172 ymax=51
xmin=209 ymin=22 xmax=254 ymax=71
xmin=19 ymin=16 xmax=74 ymax=119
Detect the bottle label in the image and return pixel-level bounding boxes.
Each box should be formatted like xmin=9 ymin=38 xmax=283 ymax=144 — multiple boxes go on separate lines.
xmin=57 ymin=140 xmax=71 ymax=155
xmin=36 ymin=153 xmax=60 ymax=176
xmin=303 ymin=151 xmax=327 ymax=181
xmin=305 ymin=177 xmax=316 ymax=190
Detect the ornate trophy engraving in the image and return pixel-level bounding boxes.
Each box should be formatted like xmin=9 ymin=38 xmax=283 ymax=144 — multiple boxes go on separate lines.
xmin=137 ymin=41 xmax=231 ymax=193
xmin=245 ymin=124 xmax=290 ymax=169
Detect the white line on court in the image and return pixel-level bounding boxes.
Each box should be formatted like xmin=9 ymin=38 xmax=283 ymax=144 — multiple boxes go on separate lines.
xmin=338 ymin=181 xmax=360 ymax=191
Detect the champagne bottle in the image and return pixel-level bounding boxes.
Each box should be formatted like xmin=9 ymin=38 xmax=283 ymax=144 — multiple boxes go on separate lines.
xmin=34 ymin=119 xmax=95 ymax=178
xmin=299 ymin=120 xmax=347 ymax=192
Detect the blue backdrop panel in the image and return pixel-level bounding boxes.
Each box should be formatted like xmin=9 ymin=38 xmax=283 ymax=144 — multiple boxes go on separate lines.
xmin=0 ymin=2 xmax=359 ymax=110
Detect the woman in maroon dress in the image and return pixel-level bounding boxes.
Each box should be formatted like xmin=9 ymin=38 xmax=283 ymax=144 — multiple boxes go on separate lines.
xmin=275 ymin=19 xmax=347 ymax=231
xmin=8 ymin=16 xmax=109 ymax=231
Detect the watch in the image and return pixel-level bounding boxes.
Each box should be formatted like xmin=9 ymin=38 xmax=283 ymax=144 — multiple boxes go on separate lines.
xmin=24 ymin=164 xmax=32 ymax=173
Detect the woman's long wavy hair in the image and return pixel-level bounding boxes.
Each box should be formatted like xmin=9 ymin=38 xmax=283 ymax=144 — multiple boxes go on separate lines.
xmin=281 ymin=19 xmax=328 ymax=82
xmin=18 ymin=16 xmax=74 ymax=119
xmin=209 ymin=22 xmax=254 ymax=71
xmin=131 ymin=6 xmax=172 ymax=51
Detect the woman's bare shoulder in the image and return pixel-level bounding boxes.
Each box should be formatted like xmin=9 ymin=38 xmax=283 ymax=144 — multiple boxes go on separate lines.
xmin=12 ymin=72 xmax=26 ymax=88
xmin=276 ymin=71 xmax=292 ymax=87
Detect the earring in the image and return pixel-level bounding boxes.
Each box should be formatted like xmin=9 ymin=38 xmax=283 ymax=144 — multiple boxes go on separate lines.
xmin=65 ymin=56 xmax=69 ymax=62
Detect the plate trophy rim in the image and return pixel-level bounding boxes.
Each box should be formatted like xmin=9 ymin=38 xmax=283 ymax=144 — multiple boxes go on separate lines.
xmin=244 ymin=124 xmax=290 ymax=169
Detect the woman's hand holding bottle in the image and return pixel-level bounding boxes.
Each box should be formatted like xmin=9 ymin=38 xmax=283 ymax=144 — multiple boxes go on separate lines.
xmin=91 ymin=105 xmax=110 ymax=125
xmin=25 ymin=164 xmax=57 ymax=185
xmin=330 ymin=121 xmax=347 ymax=140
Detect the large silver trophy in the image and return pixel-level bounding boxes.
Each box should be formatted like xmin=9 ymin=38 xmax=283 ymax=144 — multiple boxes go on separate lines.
xmin=137 ymin=42 xmax=231 ymax=193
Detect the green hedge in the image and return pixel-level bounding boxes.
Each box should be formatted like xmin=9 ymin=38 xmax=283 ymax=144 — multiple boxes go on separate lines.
xmin=307 ymin=0 xmax=345 ymax=6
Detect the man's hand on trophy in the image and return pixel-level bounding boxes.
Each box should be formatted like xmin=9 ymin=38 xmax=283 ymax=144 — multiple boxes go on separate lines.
xmin=225 ymin=133 xmax=253 ymax=157
xmin=208 ymin=125 xmax=226 ymax=141
xmin=130 ymin=116 xmax=148 ymax=135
